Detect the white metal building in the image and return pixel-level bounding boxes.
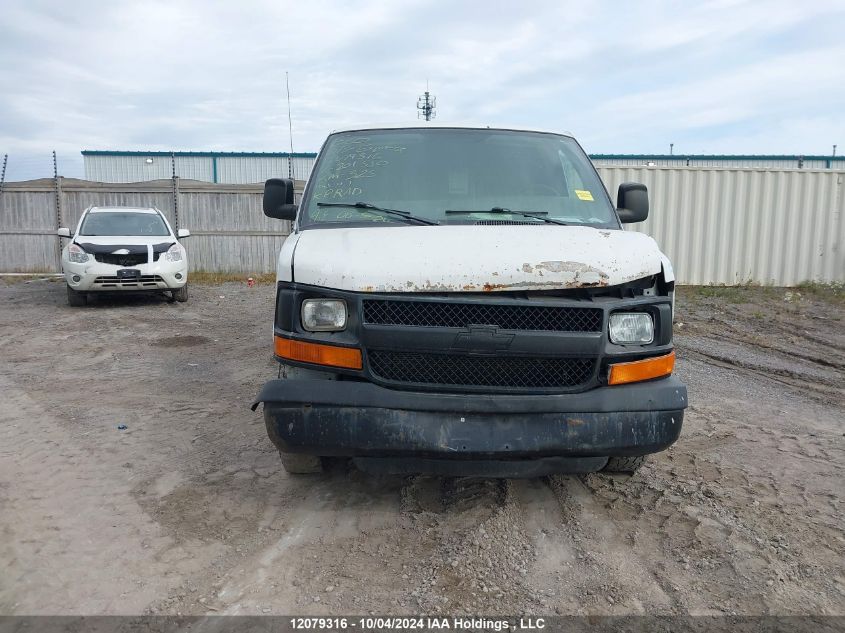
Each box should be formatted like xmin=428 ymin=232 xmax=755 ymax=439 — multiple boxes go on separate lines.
xmin=82 ymin=150 xmax=845 ymax=185
xmin=82 ymin=151 xmax=317 ymax=184
xmin=591 ymin=154 xmax=845 ymax=170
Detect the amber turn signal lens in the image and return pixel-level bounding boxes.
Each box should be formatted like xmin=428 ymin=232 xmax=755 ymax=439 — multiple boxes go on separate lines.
xmin=608 ymin=350 xmax=675 ymax=386
xmin=274 ymin=336 xmax=362 ymax=370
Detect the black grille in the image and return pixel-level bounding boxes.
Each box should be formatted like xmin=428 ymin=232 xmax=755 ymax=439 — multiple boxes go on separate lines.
xmin=94 ymin=252 xmax=148 ymax=266
xmin=363 ymin=300 xmax=602 ymax=332
xmin=368 ymin=350 xmax=595 ymax=390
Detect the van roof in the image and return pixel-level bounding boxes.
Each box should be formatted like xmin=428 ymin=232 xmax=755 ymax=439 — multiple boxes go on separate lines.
xmin=328 ymin=123 xmax=575 ymax=138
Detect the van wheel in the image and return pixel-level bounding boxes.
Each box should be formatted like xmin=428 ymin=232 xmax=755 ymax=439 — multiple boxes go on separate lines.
xmin=67 ymin=285 xmax=87 ymax=307
xmin=172 ymin=284 xmax=188 ymax=303
xmin=603 ymin=456 xmax=646 ymax=474
xmin=278 ymin=451 xmax=324 ymax=474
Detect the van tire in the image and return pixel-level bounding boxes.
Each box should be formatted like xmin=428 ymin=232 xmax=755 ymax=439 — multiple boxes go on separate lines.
xmin=279 ymin=451 xmax=324 ymax=474
xmin=603 ymin=455 xmax=646 ymax=474
xmin=67 ymin=285 xmax=87 ymax=307
xmin=172 ymin=284 xmax=189 ymax=303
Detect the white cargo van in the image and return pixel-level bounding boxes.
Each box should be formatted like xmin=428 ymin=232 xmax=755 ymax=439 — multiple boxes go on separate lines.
xmin=253 ymin=125 xmax=687 ymax=477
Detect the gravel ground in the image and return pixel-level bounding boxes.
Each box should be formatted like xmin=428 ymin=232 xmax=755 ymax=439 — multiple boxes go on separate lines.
xmin=0 ymin=279 xmax=842 ymax=616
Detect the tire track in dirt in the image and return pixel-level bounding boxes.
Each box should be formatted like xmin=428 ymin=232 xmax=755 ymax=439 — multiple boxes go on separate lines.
xmin=542 ymin=476 xmax=678 ymax=613
xmin=679 ymin=344 xmax=843 ymax=403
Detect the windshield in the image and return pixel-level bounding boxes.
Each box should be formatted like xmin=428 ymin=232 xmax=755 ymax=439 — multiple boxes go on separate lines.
xmin=300 ymin=128 xmax=617 ymax=228
xmin=80 ymin=211 xmax=170 ymax=236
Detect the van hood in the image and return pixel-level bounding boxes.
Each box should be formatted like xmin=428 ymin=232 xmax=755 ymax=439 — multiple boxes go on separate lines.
xmin=291 ymin=225 xmax=672 ymax=292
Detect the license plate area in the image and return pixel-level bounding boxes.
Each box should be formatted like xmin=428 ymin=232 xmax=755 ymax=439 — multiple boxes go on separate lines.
xmin=117 ymin=269 xmax=141 ymax=280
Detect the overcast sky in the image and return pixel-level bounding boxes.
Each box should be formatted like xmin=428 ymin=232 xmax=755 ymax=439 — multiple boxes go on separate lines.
xmin=2 ymin=0 xmax=844 ymax=179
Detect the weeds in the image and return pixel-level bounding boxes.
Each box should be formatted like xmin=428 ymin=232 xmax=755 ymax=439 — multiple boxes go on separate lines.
xmin=679 ymin=285 xmax=749 ymax=304
xmin=0 ymin=274 xmax=62 ymax=285
xmin=679 ymin=282 xmax=843 ymax=307
xmin=795 ymin=281 xmax=844 ymax=305
xmin=188 ymin=272 xmax=276 ymax=285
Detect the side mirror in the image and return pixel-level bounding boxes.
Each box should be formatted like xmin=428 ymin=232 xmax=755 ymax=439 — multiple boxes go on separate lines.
xmin=177 ymin=228 xmax=191 ymax=238
xmin=616 ymin=182 xmax=649 ymax=224
xmin=263 ymin=178 xmax=298 ymax=220
xmin=57 ymin=227 xmax=71 ymax=238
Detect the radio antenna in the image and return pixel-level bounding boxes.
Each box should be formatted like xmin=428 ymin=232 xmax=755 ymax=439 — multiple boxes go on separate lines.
xmin=286 ymin=71 xmax=295 ymax=179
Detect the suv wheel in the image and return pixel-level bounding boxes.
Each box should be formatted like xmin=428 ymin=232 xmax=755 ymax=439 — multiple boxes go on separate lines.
xmin=603 ymin=455 xmax=646 ymax=474
xmin=172 ymin=283 xmax=188 ymax=303
xmin=66 ymin=284 xmax=87 ymax=307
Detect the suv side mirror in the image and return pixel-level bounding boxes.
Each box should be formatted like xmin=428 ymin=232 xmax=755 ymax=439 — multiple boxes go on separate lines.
xmin=177 ymin=228 xmax=191 ymax=238
xmin=57 ymin=227 xmax=71 ymax=238
xmin=616 ymin=182 xmax=649 ymax=224
xmin=263 ymin=178 xmax=298 ymax=220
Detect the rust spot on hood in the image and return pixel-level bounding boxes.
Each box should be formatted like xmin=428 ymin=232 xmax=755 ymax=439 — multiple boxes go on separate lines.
xmin=524 ymin=261 xmax=611 ymax=287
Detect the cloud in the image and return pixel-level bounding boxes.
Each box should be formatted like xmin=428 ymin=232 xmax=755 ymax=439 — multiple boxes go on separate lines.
xmin=1 ymin=0 xmax=843 ymax=179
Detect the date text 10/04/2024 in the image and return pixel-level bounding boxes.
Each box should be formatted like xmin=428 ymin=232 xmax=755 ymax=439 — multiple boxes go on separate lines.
xmin=289 ymin=617 xmax=547 ymax=631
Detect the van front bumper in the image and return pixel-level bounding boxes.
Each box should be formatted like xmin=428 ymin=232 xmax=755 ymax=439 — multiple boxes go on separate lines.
xmin=252 ymin=377 xmax=687 ymax=470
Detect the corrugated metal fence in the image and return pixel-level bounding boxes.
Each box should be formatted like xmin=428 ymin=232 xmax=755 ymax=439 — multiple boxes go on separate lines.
xmin=0 ymin=178 xmax=301 ymax=274
xmin=597 ymin=167 xmax=844 ymax=285
xmin=1 ymin=169 xmax=843 ymax=285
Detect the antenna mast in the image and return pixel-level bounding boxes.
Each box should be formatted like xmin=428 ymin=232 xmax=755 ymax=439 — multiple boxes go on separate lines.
xmin=286 ymin=71 xmax=295 ymax=179
xmin=417 ymin=82 xmax=436 ymax=121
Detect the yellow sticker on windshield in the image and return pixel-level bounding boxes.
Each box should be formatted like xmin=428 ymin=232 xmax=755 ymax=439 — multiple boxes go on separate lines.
xmin=575 ymin=189 xmax=594 ymax=201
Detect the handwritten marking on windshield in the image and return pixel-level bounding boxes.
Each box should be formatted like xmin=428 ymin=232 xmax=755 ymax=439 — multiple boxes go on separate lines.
xmin=312 ymin=137 xmax=408 ymax=206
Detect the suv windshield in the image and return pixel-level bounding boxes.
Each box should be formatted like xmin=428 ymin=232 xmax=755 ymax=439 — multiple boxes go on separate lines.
xmin=80 ymin=211 xmax=170 ymax=236
xmin=301 ymin=128 xmax=617 ymax=228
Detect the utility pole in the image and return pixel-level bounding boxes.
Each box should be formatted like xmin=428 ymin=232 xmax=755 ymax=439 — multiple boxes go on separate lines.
xmin=417 ymin=82 xmax=436 ymax=121
xmin=669 ymin=143 xmax=674 ymax=156
xmin=834 ymin=144 xmax=838 ymax=157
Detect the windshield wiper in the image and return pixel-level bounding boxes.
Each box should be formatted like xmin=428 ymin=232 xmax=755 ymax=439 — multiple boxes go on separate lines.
xmin=316 ymin=202 xmax=439 ymax=226
xmin=444 ymin=207 xmax=568 ymax=226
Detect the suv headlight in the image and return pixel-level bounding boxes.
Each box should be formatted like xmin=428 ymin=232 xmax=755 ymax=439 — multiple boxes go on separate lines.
xmin=67 ymin=243 xmax=89 ymax=263
xmin=301 ymin=299 xmax=347 ymax=332
xmin=165 ymin=243 xmax=183 ymax=262
xmin=609 ymin=312 xmax=654 ymax=344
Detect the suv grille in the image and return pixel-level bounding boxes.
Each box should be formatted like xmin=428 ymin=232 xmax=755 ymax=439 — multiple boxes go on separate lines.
xmin=94 ymin=253 xmax=148 ymax=266
xmin=368 ymin=350 xmax=595 ymax=390
xmin=363 ymin=300 xmax=602 ymax=332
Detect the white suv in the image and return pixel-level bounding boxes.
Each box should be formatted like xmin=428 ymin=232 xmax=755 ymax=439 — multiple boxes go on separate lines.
xmin=58 ymin=206 xmax=190 ymax=306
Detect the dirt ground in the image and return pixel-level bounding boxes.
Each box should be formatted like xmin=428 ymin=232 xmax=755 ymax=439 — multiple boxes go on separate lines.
xmin=0 ymin=279 xmax=842 ymax=616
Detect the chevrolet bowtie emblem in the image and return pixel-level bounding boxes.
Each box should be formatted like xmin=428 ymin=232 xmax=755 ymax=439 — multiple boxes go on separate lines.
xmin=452 ymin=326 xmax=515 ymax=353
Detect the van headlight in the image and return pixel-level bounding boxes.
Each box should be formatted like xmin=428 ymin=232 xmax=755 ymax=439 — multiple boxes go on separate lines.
xmin=609 ymin=312 xmax=654 ymax=344
xmin=301 ymin=299 xmax=347 ymax=331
